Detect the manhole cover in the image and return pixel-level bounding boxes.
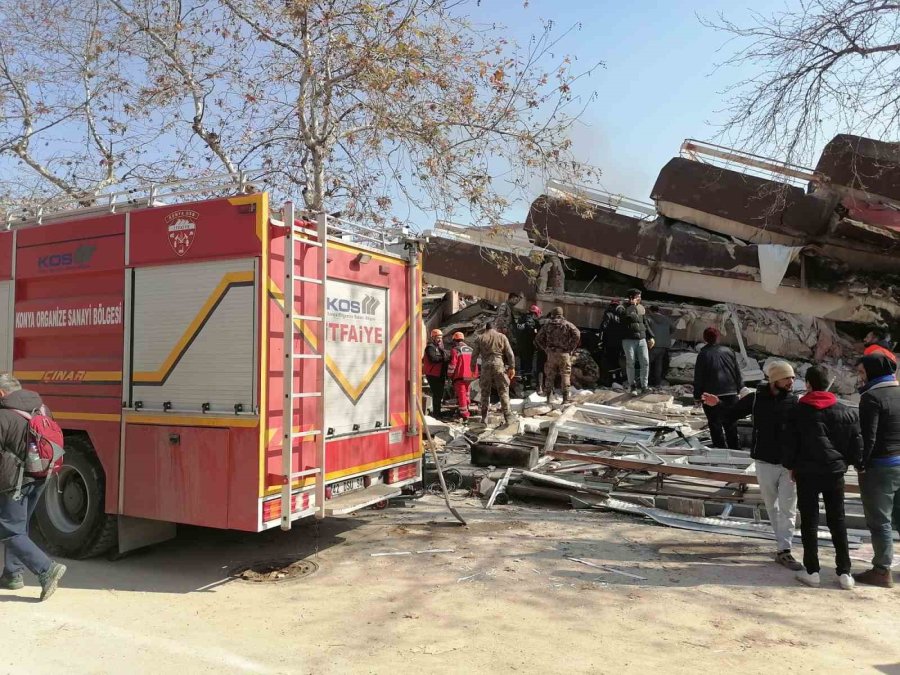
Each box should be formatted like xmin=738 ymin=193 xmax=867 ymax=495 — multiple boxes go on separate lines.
xmin=230 ymin=558 xmax=319 ymax=583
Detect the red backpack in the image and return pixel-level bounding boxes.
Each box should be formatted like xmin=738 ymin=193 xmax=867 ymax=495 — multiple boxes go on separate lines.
xmin=11 ymin=407 xmax=65 ymax=498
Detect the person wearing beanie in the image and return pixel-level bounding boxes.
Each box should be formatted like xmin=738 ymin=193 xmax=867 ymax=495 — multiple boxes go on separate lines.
xmin=693 ymin=326 xmax=743 ymax=450
xmin=535 ymin=308 xmax=581 ymax=404
xmin=422 ymin=328 xmax=449 ymax=417
xmin=782 ymin=366 xmax=861 ymax=589
xmin=447 ymin=332 xmax=476 ymax=420
xmin=704 ymin=360 xmax=802 ymax=570
xmin=854 ymin=352 xmax=900 ymax=588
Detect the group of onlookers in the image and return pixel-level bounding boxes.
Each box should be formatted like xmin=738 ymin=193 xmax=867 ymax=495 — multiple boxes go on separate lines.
xmin=698 ymin=329 xmax=899 ymax=589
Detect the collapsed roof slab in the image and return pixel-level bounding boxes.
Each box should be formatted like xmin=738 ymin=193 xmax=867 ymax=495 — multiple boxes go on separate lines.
xmin=423 ymin=235 xmax=539 ymax=304
xmin=816 ymin=134 xmax=900 ymax=206
xmin=525 ymin=195 xmax=900 ymax=324
xmin=651 ymin=157 xmax=900 ymax=272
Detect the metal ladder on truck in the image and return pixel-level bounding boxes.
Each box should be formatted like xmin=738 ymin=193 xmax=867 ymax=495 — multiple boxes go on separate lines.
xmin=280 ymin=202 xmax=328 ymax=531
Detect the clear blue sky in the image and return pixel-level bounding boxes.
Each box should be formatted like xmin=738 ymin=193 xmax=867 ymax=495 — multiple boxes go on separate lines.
xmin=470 ymin=0 xmax=792 ymax=205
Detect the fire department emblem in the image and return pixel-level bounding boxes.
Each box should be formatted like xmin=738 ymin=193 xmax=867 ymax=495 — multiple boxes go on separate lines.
xmin=165 ymin=210 xmax=199 ymax=257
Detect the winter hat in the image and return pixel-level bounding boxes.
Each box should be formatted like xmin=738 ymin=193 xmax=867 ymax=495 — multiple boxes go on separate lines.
xmin=702 ymin=326 xmax=720 ymax=344
xmin=859 ymin=353 xmax=897 ymax=380
xmin=550 ymin=307 xmax=564 ymax=317
xmin=766 ymin=361 xmax=795 ymax=383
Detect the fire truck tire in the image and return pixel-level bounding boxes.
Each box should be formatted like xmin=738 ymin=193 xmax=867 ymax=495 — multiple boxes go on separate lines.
xmin=34 ymin=440 xmax=118 ymax=559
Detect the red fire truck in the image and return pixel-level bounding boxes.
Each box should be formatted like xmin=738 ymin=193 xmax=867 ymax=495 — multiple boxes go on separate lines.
xmin=0 ymin=176 xmax=423 ymax=558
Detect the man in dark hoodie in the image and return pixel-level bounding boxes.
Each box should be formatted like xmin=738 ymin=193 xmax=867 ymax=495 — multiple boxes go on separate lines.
xmin=854 ymin=353 xmax=900 ymax=588
xmin=703 ymin=361 xmax=802 ymax=570
xmin=782 ymin=366 xmax=861 ymax=589
xmin=694 ymin=326 xmax=743 ymax=449
xmin=0 ymin=374 xmax=67 ymax=600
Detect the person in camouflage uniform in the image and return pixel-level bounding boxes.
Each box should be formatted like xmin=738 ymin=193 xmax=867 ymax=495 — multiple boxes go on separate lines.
xmin=535 ymin=307 xmax=581 ymax=403
xmin=571 ymin=348 xmax=600 ymax=389
xmin=471 ymin=320 xmax=516 ymax=425
xmin=494 ymin=292 xmax=522 ymax=347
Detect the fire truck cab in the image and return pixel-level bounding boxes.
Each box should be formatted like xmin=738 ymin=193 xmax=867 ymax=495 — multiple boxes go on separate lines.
xmin=0 ymin=176 xmax=423 ymax=558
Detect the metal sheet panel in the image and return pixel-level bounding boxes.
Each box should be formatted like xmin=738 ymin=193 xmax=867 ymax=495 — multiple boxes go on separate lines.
xmin=131 ymin=258 xmax=255 ymax=413
xmin=323 ymin=279 xmax=388 ymax=435
xmin=0 ymin=280 xmax=10 ymax=372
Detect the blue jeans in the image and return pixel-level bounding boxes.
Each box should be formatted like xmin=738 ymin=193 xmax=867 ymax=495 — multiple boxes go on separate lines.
xmin=622 ymin=338 xmax=650 ymax=390
xmin=859 ymin=465 xmax=900 ymax=570
xmin=0 ymin=481 xmax=51 ymax=577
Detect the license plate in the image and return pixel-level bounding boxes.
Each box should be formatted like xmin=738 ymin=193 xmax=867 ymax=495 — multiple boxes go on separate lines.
xmin=330 ymin=477 xmax=365 ymax=497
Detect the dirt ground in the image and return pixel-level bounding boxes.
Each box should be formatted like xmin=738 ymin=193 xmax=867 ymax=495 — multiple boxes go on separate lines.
xmin=1 ymin=495 xmax=899 ymax=674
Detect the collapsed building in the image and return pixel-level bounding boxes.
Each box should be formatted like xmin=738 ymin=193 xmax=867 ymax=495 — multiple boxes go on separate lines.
xmin=420 ymin=135 xmax=900 ymax=395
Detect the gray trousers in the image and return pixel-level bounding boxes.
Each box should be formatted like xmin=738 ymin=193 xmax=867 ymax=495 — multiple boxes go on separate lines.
xmin=756 ymin=460 xmax=797 ymax=552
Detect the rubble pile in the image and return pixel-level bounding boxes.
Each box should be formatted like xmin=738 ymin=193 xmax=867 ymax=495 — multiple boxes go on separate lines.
xmin=424 ymin=390 xmax=869 ymax=547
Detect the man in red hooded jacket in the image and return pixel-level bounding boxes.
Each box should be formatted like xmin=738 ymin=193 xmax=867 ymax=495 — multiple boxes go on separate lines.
xmin=782 ymin=365 xmax=862 ymax=590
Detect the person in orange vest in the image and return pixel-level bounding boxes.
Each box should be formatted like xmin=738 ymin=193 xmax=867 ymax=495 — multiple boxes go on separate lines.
xmin=447 ymin=332 xmax=477 ymax=420
xmin=863 ymin=327 xmax=897 ymax=366
xmin=422 ymin=328 xmax=449 ymax=417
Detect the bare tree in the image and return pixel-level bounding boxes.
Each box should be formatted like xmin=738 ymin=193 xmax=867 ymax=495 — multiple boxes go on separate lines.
xmin=704 ymin=0 xmax=900 ymax=163
xmin=1 ymin=0 xmax=599 ymax=228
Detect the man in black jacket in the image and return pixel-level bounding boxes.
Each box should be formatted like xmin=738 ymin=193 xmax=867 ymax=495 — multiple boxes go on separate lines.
xmin=615 ymin=289 xmax=655 ymax=394
xmin=782 ymin=366 xmax=861 ymax=589
xmin=694 ymin=326 xmax=742 ymax=449
xmin=0 ymin=374 xmax=67 ymax=600
xmin=704 ymin=361 xmax=802 ymax=570
xmin=854 ymin=353 xmax=900 ymax=588
xmin=598 ymin=300 xmax=623 ymax=386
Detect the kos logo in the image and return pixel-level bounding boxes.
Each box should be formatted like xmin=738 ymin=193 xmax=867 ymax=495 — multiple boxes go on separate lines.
xmin=327 ymin=294 xmax=380 ymax=315
xmin=37 ymin=244 xmax=97 ymax=271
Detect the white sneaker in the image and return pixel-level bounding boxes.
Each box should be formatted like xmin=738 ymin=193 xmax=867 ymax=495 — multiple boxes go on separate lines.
xmin=796 ymin=570 xmax=820 ymax=587
xmin=838 ymin=573 xmax=855 ymax=590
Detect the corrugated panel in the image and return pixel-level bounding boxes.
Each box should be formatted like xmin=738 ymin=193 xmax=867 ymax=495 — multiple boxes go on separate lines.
xmin=131 ymin=259 xmax=255 ymax=413
xmin=0 ymin=281 xmax=10 ymax=372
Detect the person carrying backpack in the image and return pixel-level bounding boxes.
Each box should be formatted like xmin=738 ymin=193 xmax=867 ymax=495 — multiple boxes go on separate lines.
xmin=0 ymin=373 xmax=67 ymax=601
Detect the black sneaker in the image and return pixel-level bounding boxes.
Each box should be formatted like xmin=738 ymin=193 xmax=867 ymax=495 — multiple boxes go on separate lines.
xmin=0 ymin=573 xmax=24 ymax=590
xmin=775 ymin=550 xmax=803 ymax=571
xmin=38 ymin=562 xmax=67 ymax=601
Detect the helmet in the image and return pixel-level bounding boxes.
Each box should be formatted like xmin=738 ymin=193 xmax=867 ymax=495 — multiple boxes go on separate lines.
xmin=452 ymin=331 xmax=465 ymax=341
xmin=430 ymin=328 xmax=443 ymax=338
xmin=530 ymin=305 xmax=542 ymax=317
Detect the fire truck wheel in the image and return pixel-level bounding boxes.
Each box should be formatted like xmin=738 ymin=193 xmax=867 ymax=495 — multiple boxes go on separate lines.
xmin=34 ymin=440 xmax=118 ymax=559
